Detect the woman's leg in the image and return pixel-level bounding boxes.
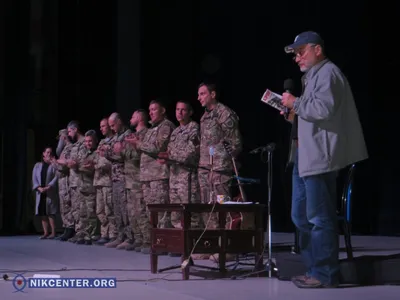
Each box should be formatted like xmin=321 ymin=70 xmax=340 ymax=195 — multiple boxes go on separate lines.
xmin=41 ymin=217 xmax=49 ymax=238
xmin=48 ymin=215 xmax=56 ymax=238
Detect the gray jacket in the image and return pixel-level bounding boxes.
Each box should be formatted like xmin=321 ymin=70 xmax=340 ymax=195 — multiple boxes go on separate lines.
xmin=292 ymin=59 xmax=368 ymax=177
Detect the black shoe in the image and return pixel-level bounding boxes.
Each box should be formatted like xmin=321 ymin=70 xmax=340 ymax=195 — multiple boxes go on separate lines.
xmin=85 ymin=240 xmax=92 ymax=245
xmin=60 ymin=228 xmax=75 ymax=241
xmin=95 ymin=238 xmax=110 ymax=245
xmin=75 ymin=239 xmax=86 ymax=245
xmin=55 ymin=229 xmax=67 ymax=240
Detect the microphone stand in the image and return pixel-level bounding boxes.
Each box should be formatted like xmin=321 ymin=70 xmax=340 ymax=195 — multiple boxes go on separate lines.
xmin=234 ymin=143 xmax=278 ymax=280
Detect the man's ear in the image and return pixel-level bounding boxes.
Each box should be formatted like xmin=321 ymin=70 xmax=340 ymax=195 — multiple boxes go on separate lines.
xmin=211 ymin=91 xmax=216 ymax=99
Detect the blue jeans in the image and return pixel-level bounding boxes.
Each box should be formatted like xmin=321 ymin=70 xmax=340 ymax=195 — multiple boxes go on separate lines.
xmin=291 ymin=152 xmax=339 ymax=285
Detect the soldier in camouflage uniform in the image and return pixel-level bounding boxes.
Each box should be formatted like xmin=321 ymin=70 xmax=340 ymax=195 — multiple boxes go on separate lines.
xmin=53 ymin=129 xmax=75 ymax=241
xmin=129 ymin=100 xmax=175 ymax=254
xmin=104 ymin=112 xmax=132 ymax=249
xmin=94 ymin=118 xmax=116 ymax=246
xmin=195 ymin=83 xmax=243 ymax=261
xmin=74 ymin=130 xmax=98 ymax=245
xmin=158 ymin=101 xmax=201 ymax=230
xmin=119 ymin=110 xmax=149 ymax=251
xmin=65 ymin=121 xmax=86 ymax=242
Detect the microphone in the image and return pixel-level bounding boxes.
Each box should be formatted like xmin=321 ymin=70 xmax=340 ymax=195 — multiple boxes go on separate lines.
xmin=249 ymin=142 xmax=276 ymax=154
xmin=283 ymin=78 xmax=295 ymax=118
xmin=209 ymin=146 xmax=214 ymax=166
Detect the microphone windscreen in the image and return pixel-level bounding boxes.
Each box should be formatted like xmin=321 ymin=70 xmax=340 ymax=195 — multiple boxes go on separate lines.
xmin=284 ymin=78 xmax=295 ymax=92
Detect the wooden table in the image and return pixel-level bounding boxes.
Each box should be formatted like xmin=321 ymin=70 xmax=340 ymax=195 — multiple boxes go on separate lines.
xmin=148 ymin=203 xmax=265 ymax=280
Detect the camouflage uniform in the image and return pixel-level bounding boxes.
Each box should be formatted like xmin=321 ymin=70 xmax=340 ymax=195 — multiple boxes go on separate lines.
xmin=199 ymin=102 xmax=242 ymax=229
xmin=55 ymin=143 xmax=74 ymax=229
xmin=104 ymin=127 xmax=131 ymax=248
xmin=122 ymin=127 xmax=149 ymax=250
xmin=93 ymin=137 xmax=116 ymax=241
xmin=140 ymin=119 xmax=175 ymax=240
xmin=168 ymin=121 xmax=201 ymax=228
xmin=68 ymin=136 xmax=86 ymax=241
xmin=75 ymin=148 xmax=97 ymax=243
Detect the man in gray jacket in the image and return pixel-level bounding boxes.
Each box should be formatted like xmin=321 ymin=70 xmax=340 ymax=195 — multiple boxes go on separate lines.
xmin=281 ymin=31 xmax=368 ymax=288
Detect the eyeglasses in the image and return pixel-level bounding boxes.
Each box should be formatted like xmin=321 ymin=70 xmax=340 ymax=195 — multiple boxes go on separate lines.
xmin=292 ymin=45 xmax=316 ymax=61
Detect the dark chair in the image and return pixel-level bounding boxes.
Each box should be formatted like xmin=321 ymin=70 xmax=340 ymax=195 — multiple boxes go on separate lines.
xmin=292 ymin=164 xmax=356 ymax=260
xmin=337 ymin=163 xmax=356 ymax=260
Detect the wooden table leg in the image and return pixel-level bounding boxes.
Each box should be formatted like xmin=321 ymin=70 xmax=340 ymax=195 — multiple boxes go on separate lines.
xmin=150 ymin=211 xmax=158 ymax=274
xmin=181 ymin=255 xmax=190 ymax=280
xmin=151 ymin=252 xmax=158 ymax=274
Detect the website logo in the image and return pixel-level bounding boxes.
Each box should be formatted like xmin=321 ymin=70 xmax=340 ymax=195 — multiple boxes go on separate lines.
xmin=12 ymin=274 xmax=27 ymax=293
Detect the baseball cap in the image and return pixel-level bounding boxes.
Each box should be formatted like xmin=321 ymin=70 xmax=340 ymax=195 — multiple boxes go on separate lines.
xmin=284 ymin=31 xmax=324 ymax=53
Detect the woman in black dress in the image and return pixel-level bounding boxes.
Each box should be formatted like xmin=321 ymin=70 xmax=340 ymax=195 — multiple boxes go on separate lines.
xmin=32 ymin=147 xmax=59 ymax=239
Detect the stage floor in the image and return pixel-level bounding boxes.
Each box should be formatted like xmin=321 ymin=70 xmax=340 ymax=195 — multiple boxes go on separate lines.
xmin=0 ymin=233 xmax=399 ymax=299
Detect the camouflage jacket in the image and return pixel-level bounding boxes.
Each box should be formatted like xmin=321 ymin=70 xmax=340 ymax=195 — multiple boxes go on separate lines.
xmin=77 ymin=148 xmax=96 ymax=194
xmin=105 ymin=127 xmax=131 ymax=182
xmin=68 ymin=136 xmax=86 ymax=187
xmin=123 ymin=127 xmax=148 ymax=189
xmin=93 ymin=137 xmax=112 ymax=187
xmin=55 ymin=143 xmax=73 ymax=179
xmin=199 ymin=102 xmax=242 ymax=172
xmin=140 ymin=118 xmax=175 ymax=182
xmin=168 ymin=120 xmax=200 ymax=178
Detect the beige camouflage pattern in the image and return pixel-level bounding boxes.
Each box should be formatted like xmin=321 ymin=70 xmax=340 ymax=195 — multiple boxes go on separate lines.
xmin=168 ymin=121 xmax=201 ymax=228
xmin=139 ymin=119 xmax=175 ymax=182
xmin=142 ymin=180 xmax=170 ymax=243
xmin=94 ymin=137 xmax=114 ymax=239
xmin=55 ymin=143 xmax=74 ymax=228
xmin=199 ymin=102 xmax=242 ymax=229
xmin=105 ymin=128 xmax=131 ymax=242
xmin=127 ymin=181 xmax=149 ymax=246
xmin=68 ymin=137 xmax=86 ymax=231
xmin=68 ymin=137 xmax=86 ymax=187
xmin=122 ymin=127 xmax=148 ymax=244
xmin=76 ymin=149 xmax=97 ymax=240
xmin=199 ymin=102 xmax=242 ymax=171
xmin=105 ymin=128 xmax=131 ymax=182
xmin=112 ymin=180 xmax=127 ymax=241
xmin=94 ymin=138 xmax=112 ymax=187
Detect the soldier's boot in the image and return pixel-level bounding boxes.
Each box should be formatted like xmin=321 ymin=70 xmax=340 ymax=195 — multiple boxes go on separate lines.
xmin=95 ymin=237 xmax=110 ymax=246
xmin=126 ymin=241 xmax=142 ymax=251
xmin=68 ymin=235 xmax=79 ymax=243
xmin=140 ymin=243 xmax=151 ymax=254
xmin=55 ymin=228 xmax=67 ymax=240
xmin=60 ymin=228 xmax=75 ymax=242
xmin=116 ymin=240 xmax=132 ymax=250
xmin=91 ymin=235 xmax=101 ymax=241
xmin=76 ymin=238 xmax=92 ymax=245
xmin=105 ymin=238 xmax=122 ymax=248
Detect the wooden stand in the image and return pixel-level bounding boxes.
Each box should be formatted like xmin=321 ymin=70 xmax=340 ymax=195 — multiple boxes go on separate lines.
xmin=148 ymin=203 xmax=265 ymax=280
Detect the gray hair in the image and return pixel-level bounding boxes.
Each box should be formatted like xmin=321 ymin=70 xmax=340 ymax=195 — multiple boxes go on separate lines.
xmin=108 ymin=112 xmax=121 ymax=122
xmin=85 ymin=129 xmax=98 ymax=143
xmin=67 ymin=120 xmax=80 ymax=130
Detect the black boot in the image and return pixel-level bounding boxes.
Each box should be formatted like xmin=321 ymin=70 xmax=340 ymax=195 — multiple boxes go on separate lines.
xmin=55 ymin=228 xmax=67 ymax=240
xmin=60 ymin=228 xmax=75 ymax=241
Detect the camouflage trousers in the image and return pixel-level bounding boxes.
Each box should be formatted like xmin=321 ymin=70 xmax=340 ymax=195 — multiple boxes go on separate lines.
xmin=112 ymin=180 xmax=129 ymax=242
xmin=169 ymin=172 xmax=201 ymax=229
xmin=126 ymin=183 xmax=150 ymax=246
xmin=58 ymin=177 xmax=74 ymax=228
xmin=142 ymin=179 xmax=171 ymax=242
xmin=96 ymin=186 xmax=116 ymax=239
xmin=76 ymin=190 xmax=97 ymax=240
xmin=198 ymin=169 xmax=231 ymax=229
xmin=70 ymin=186 xmax=81 ymax=230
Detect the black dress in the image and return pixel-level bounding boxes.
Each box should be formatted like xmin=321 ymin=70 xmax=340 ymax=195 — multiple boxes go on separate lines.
xmin=37 ymin=162 xmax=49 ymax=216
